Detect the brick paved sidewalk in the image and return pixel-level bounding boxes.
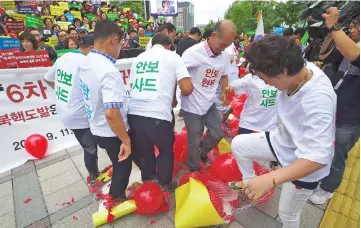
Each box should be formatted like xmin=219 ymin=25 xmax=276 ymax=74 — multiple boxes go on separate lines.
xmin=0 ymin=116 xmax=328 ymax=228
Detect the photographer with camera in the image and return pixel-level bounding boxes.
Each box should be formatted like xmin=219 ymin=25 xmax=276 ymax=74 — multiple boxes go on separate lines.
xmin=28 ymin=28 xmax=57 ymax=63
xmin=309 ymin=7 xmax=360 ymax=205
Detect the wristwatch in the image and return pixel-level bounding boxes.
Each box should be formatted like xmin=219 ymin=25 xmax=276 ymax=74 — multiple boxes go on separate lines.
xmin=329 ymin=24 xmax=342 ymax=33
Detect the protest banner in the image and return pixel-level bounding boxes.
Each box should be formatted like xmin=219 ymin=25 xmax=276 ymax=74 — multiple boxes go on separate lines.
xmin=8 ymin=13 xmax=26 ymax=22
xmin=64 ymin=13 xmax=74 ymax=23
xmin=139 ymin=36 xmax=151 ymax=48
xmin=0 ymin=0 xmax=16 ymax=10
xmin=85 ymin=13 xmax=98 ymax=22
xmin=17 ymin=4 xmax=38 ymax=14
xmin=5 ymin=21 xmax=25 ymax=33
xmin=45 ymin=37 xmax=59 ymax=49
xmin=15 ymin=50 xmax=52 ymax=68
xmin=107 ymin=12 xmax=118 ymax=21
xmin=70 ymin=10 xmax=81 ymax=20
xmin=50 ymin=5 xmax=63 ymax=16
xmin=0 ymin=58 xmax=133 ymax=174
xmin=56 ymin=21 xmax=71 ymax=30
xmin=0 ymin=37 xmax=21 ymax=50
xmin=26 ymin=15 xmax=43 ymax=30
xmin=68 ymin=3 xmax=81 ymax=10
xmin=55 ymin=49 xmax=73 ymax=58
xmin=0 ymin=48 xmax=19 ymax=68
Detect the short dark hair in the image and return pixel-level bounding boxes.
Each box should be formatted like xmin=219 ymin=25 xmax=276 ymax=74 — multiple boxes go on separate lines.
xmin=283 ymin=27 xmax=294 ymax=36
xmin=56 ymin=30 xmax=67 ymax=37
xmin=158 ymin=22 xmax=176 ymax=33
xmin=189 ymin=27 xmax=201 ymax=36
xmin=68 ymin=27 xmax=77 ymax=34
xmin=64 ymin=37 xmax=79 ymax=49
xmin=294 ymin=27 xmax=305 ymax=37
xmin=247 ymin=35 xmax=305 ymax=77
xmin=79 ymin=35 xmax=94 ymax=48
xmin=94 ymin=19 xmax=123 ymax=41
xmin=128 ymin=29 xmax=137 ymax=35
xmin=351 ymin=17 xmax=360 ymax=26
xmin=52 ymin=24 xmax=60 ymax=30
xmin=202 ymin=28 xmax=213 ymax=40
xmin=74 ymin=18 xmax=81 ymax=23
xmin=19 ymin=32 xmax=38 ymax=50
xmin=152 ymin=33 xmax=172 ymax=46
xmin=43 ymin=18 xmax=52 ymax=25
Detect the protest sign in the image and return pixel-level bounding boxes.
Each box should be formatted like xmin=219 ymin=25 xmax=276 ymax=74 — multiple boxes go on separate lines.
xmin=5 ymin=21 xmax=25 ymax=33
xmin=56 ymin=49 xmax=73 ymax=58
xmin=45 ymin=37 xmax=59 ymax=49
xmin=56 ymin=21 xmax=71 ymax=30
xmin=0 ymin=0 xmax=16 ymax=10
xmin=139 ymin=37 xmax=151 ymax=48
xmin=107 ymin=12 xmax=118 ymax=21
xmin=8 ymin=13 xmax=26 ymax=22
xmin=26 ymin=15 xmax=43 ymax=30
xmin=70 ymin=11 xmax=81 ymax=20
xmin=50 ymin=5 xmax=63 ymax=16
xmin=0 ymin=48 xmax=19 ymax=68
xmin=15 ymin=50 xmax=52 ymax=68
xmin=17 ymin=5 xmax=38 ymax=14
xmin=68 ymin=3 xmax=81 ymax=10
xmin=64 ymin=13 xmax=74 ymax=23
xmin=85 ymin=13 xmax=98 ymax=22
xmin=0 ymin=37 xmax=21 ymax=50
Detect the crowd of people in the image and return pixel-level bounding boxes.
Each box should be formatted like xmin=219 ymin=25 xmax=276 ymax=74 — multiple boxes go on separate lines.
xmin=1 ymin=1 xmax=359 ymax=227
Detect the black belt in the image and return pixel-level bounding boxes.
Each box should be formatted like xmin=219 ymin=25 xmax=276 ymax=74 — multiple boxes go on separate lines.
xmin=265 ymin=132 xmax=319 ymax=190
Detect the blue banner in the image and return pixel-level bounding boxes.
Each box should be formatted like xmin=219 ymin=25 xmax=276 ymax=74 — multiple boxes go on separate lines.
xmin=64 ymin=13 xmax=75 ymax=23
xmin=0 ymin=37 xmax=21 ymax=50
xmin=17 ymin=5 xmax=38 ymax=14
xmin=273 ymin=27 xmax=284 ymax=35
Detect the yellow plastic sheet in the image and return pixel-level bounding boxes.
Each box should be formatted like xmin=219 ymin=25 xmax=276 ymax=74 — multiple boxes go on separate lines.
xmin=92 ymin=200 xmax=137 ymax=227
xmin=218 ymin=138 xmax=232 ymax=154
xmin=96 ymin=167 xmax=112 ymax=183
xmin=175 ymin=178 xmax=224 ymax=228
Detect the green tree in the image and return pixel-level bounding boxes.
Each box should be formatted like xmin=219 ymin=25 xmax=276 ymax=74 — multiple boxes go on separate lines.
xmin=203 ymin=20 xmax=216 ymax=32
xmin=224 ymin=1 xmax=306 ymax=34
xmin=109 ymin=0 xmax=144 ymax=16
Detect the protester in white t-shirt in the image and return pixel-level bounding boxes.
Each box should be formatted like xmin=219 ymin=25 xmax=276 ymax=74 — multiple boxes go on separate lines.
xmin=181 ymin=20 xmax=236 ymax=171
xmin=226 ymin=73 xmax=278 ymax=134
xmin=231 ymin=35 xmax=336 ymax=228
xmin=225 ymin=42 xmax=240 ymax=82
xmin=128 ymin=33 xmax=192 ymax=191
xmin=44 ymin=36 xmax=100 ymax=186
xmin=78 ymin=20 xmax=137 ymax=202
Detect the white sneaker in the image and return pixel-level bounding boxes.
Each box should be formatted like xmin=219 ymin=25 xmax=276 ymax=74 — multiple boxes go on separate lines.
xmin=309 ymin=186 xmax=333 ymax=205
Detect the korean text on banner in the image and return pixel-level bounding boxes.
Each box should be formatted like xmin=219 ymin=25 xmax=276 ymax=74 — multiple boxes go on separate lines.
xmin=139 ymin=37 xmax=151 ymax=48
xmin=8 ymin=13 xmax=26 ymax=22
xmin=0 ymin=0 xmax=16 ymax=10
xmin=57 ymin=21 xmax=71 ymax=31
xmin=107 ymin=12 xmax=118 ymax=21
xmin=17 ymin=5 xmax=38 ymax=14
xmin=50 ymin=5 xmax=64 ymax=16
xmin=15 ymin=50 xmax=52 ymax=68
xmin=0 ymin=48 xmax=19 ymax=69
xmin=26 ymin=15 xmax=43 ymax=30
xmin=0 ymin=37 xmax=21 ymax=51
xmin=5 ymin=21 xmax=25 ymax=33
xmin=0 ymin=58 xmax=134 ymax=174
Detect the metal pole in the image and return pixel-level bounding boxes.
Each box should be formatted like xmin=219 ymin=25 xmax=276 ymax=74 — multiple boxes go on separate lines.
xmin=144 ymin=0 xmax=147 ymax=20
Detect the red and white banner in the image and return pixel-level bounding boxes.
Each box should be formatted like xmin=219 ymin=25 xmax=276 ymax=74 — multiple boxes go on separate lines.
xmin=15 ymin=50 xmax=52 ymax=68
xmin=0 ymin=58 xmax=133 ymax=174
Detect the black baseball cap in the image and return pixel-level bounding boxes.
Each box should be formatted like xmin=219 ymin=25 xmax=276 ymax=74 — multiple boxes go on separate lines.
xmin=79 ymin=35 xmax=94 ymax=46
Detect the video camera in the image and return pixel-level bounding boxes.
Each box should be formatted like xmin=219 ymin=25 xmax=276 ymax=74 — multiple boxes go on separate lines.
xmin=40 ymin=29 xmax=52 ymax=42
xmin=300 ymin=1 xmax=360 ymax=40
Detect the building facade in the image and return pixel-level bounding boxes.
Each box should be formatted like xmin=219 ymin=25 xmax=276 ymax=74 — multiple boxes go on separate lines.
xmin=172 ymin=1 xmax=194 ymax=31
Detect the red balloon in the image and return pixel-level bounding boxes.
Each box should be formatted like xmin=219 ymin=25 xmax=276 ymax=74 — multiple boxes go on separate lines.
xmin=239 ymin=67 xmax=247 ymax=76
xmin=210 ymin=153 xmax=243 ymax=182
xmin=24 ymin=134 xmax=48 ymax=159
xmin=178 ymin=171 xmax=211 ymax=187
xmin=134 ymin=182 xmax=164 ymax=214
xmin=173 ymin=132 xmax=187 ymax=163
xmin=230 ymin=101 xmax=245 ymax=118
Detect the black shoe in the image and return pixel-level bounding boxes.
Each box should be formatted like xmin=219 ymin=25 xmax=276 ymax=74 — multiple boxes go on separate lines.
xmin=201 ymin=155 xmax=211 ymax=166
xmin=157 ymin=181 xmax=178 ymax=193
xmin=112 ymin=194 xmax=127 ymax=202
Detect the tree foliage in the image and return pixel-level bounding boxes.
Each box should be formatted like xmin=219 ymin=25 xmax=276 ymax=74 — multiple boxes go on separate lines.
xmin=224 ymin=1 xmax=306 ymax=34
xmin=203 ymin=20 xmax=216 ymax=32
xmin=109 ymin=0 xmax=144 ymax=16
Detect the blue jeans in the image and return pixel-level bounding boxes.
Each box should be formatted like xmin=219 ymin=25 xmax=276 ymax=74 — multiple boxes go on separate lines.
xmin=320 ymin=125 xmax=360 ymax=193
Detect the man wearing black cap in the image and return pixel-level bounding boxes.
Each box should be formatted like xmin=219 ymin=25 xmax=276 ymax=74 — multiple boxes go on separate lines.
xmin=44 ymin=35 xmax=100 ymax=186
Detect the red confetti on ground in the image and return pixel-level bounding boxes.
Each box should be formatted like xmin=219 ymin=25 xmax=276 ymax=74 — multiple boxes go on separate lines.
xmin=229 ymin=199 xmax=241 ymax=208
xmin=72 ymin=215 xmax=78 ymax=220
xmin=101 ymin=165 xmax=113 ymax=173
xmin=71 ymin=197 xmax=75 ymax=203
xmin=107 ymin=170 xmax=113 ymax=178
xmin=106 ymin=212 xmax=115 ymax=223
xmin=150 ymin=220 xmax=156 ymax=224
xmin=24 ymin=198 xmax=32 ymax=204
xmin=86 ymin=176 xmax=91 ymax=184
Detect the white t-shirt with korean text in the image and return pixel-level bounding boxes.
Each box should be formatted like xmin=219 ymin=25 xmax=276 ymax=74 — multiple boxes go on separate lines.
xmin=181 ymin=42 xmax=230 ymax=115
xmin=78 ymin=52 xmax=129 ymax=137
xmin=44 ymin=51 xmax=88 ymax=129
xmin=230 ymin=74 xmax=278 ymax=132
xmin=129 ymin=45 xmax=190 ymax=122
xmin=270 ymin=62 xmax=337 ymax=182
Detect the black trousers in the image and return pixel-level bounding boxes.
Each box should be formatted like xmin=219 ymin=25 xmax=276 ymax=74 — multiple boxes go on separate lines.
xmin=128 ymin=114 xmax=175 ymax=185
xmin=171 ymin=109 xmax=175 ymax=129
xmin=71 ymin=128 xmax=99 ymax=176
xmin=93 ymin=136 xmax=133 ymax=199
